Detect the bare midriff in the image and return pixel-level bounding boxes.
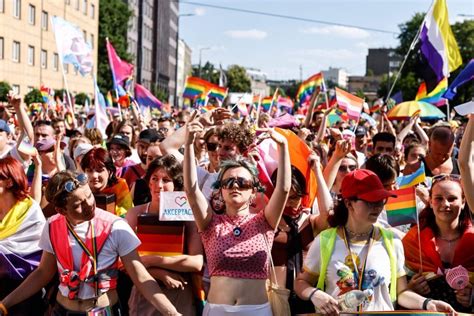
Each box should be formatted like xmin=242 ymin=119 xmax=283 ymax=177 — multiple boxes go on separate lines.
xmin=207 ymin=276 xmax=268 ymax=305
xmin=56 ymin=289 xmax=118 ymax=312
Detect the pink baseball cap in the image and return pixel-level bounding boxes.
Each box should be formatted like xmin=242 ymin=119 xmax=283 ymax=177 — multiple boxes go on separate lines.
xmin=341 ymin=169 xmax=396 ymax=202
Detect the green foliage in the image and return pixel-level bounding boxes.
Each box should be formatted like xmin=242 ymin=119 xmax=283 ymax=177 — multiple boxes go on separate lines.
xmin=75 ymin=92 xmax=90 ymax=105
xmin=227 ymin=65 xmax=251 ymax=93
xmin=284 ymin=82 xmax=300 ymax=100
xmin=151 ymin=85 xmax=169 ymax=103
xmin=355 ymin=89 xmax=366 ymax=99
xmin=0 ymin=81 xmax=12 ymax=102
xmin=54 ymin=89 xmax=66 ymax=101
xmin=192 ymin=62 xmax=219 ymax=84
xmin=24 ymin=89 xmax=43 ymax=105
xmin=97 ymin=0 xmax=132 ymax=94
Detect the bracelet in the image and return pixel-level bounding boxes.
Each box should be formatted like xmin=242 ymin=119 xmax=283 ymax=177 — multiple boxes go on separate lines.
xmin=308 ymin=288 xmax=319 ymax=301
xmin=422 ymin=298 xmax=432 ymax=310
xmin=0 ymin=302 xmax=8 ymax=315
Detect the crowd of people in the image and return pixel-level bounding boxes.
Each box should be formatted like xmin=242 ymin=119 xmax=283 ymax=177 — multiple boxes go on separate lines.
xmin=0 ymin=90 xmax=473 ymax=316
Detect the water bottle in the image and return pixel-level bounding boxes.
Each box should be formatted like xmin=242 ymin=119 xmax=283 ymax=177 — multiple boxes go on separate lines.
xmin=338 ymin=289 xmax=374 ymax=311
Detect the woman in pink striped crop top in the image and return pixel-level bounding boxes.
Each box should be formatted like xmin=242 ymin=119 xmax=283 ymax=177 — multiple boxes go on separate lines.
xmin=184 ymin=114 xmax=291 ymax=316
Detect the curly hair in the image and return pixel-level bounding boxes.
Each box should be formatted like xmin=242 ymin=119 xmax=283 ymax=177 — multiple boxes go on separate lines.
xmin=212 ymin=157 xmax=265 ymax=193
xmin=217 ymin=123 xmax=255 ymax=154
xmin=84 ymin=128 xmax=103 ymax=146
xmin=144 ymin=154 xmax=183 ymax=191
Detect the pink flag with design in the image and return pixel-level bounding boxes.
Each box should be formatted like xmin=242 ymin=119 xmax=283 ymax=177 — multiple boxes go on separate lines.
xmin=106 ymin=39 xmax=134 ymax=84
xmin=335 ymin=87 xmax=364 ymax=121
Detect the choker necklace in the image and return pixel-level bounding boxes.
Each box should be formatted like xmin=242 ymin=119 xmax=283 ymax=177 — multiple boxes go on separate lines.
xmin=345 ymin=226 xmax=373 ymax=238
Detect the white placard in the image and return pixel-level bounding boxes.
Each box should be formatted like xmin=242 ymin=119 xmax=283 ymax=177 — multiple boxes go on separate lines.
xmin=454 ymin=100 xmax=474 ymax=116
xmin=159 ymin=191 xmax=194 ymax=221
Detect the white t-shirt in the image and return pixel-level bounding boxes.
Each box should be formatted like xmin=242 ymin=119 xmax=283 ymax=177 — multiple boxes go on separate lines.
xmin=196 ymin=165 xmax=218 ymax=201
xmin=39 ymin=212 xmax=141 ymax=299
xmin=304 ymin=230 xmax=405 ymax=311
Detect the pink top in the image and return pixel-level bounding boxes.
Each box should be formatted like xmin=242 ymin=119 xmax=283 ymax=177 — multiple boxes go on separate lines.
xmin=200 ymin=211 xmax=274 ymax=279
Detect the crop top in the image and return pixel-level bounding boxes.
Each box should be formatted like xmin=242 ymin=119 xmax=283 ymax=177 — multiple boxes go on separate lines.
xmin=200 ymin=211 xmax=274 ymax=279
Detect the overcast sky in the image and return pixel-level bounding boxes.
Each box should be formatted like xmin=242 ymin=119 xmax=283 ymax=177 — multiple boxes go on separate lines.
xmin=179 ymin=0 xmax=473 ymax=80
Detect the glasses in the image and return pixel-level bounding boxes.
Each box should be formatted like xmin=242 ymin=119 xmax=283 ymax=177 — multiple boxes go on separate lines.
xmin=220 ymin=177 xmax=254 ymax=190
xmin=432 ymin=174 xmax=461 ymax=185
xmin=206 ymin=142 xmax=218 ymax=152
xmin=64 ymin=173 xmax=88 ymax=193
xmin=159 ymin=127 xmax=169 ymax=133
xmin=338 ymin=165 xmax=357 ymax=172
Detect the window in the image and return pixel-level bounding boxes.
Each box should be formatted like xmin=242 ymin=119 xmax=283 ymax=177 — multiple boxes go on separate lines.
xmin=90 ymin=34 xmax=94 ymax=48
xmin=0 ymin=0 xmax=4 ymax=13
xmin=90 ymin=3 xmax=95 ymax=18
xmin=27 ymin=45 xmax=34 ymax=65
xmin=28 ymin=4 xmax=35 ymax=24
xmin=27 ymin=86 xmax=34 ymax=92
xmin=12 ymin=85 xmax=20 ymax=94
xmin=64 ymin=64 xmax=69 ymax=73
xmin=53 ymin=53 xmax=58 ymax=71
xmin=65 ymin=0 xmax=70 ymax=4
xmin=82 ymin=0 xmax=87 ymax=14
xmin=41 ymin=11 xmax=48 ymax=30
xmin=83 ymin=30 xmax=87 ymax=41
xmin=41 ymin=49 xmax=47 ymax=68
xmin=12 ymin=41 xmax=20 ymax=62
xmin=0 ymin=37 xmax=3 ymax=60
xmin=75 ymin=0 xmax=79 ymax=10
xmin=13 ymin=0 xmax=21 ymax=18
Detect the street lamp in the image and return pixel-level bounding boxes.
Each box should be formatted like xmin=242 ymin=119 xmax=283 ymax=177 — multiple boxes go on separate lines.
xmin=198 ymin=47 xmax=211 ymax=77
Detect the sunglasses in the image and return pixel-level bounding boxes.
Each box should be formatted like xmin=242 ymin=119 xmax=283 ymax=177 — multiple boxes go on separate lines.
xmin=206 ymin=142 xmax=218 ymax=152
xmin=220 ymin=177 xmax=254 ymax=190
xmin=355 ymin=198 xmax=387 ymax=209
xmin=64 ymin=173 xmax=88 ymax=193
xmin=338 ymin=165 xmax=357 ymax=172
xmin=432 ymin=174 xmax=461 ymax=185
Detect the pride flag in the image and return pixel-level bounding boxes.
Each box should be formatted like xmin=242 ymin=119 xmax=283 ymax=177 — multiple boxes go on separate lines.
xmin=443 ymin=59 xmax=474 ymax=100
xmin=208 ymin=86 xmax=228 ymax=103
xmin=396 ymin=163 xmax=426 ymax=189
xmin=106 ymin=38 xmax=134 ymax=87
xmin=296 ymin=72 xmax=325 ymax=106
xmin=277 ymin=96 xmax=294 ymax=109
xmin=183 ymin=77 xmax=211 ymax=99
xmin=415 ymin=78 xmax=447 ymax=107
xmin=335 ymin=87 xmax=364 ymax=121
xmin=106 ymin=91 xmax=113 ymax=107
xmin=135 ymin=83 xmax=162 ymax=109
xmin=386 ymin=187 xmax=418 ymax=227
xmin=418 ymin=0 xmax=462 ymax=92
xmin=261 ymin=96 xmax=274 ymax=112
xmin=136 ymin=214 xmax=185 ymax=257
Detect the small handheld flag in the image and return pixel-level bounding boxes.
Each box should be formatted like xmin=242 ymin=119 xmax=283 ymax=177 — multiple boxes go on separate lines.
xmin=396 ymin=163 xmax=426 ymax=189
xmin=386 ymin=187 xmax=418 ymax=227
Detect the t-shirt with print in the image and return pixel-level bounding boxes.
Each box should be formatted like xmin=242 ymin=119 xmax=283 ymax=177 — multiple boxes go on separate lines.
xmin=39 ymin=210 xmax=141 ymax=300
xmin=304 ymin=229 xmax=405 ymax=312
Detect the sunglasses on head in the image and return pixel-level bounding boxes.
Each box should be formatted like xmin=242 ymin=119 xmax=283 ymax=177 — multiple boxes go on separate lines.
xmin=432 ymin=174 xmax=461 ymax=185
xmin=206 ymin=142 xmax=218 ymax=152
xmin=220 ymin=177 xmax=254 ymax=190
xmin=64 ymin=173 xmax=88 ymax=193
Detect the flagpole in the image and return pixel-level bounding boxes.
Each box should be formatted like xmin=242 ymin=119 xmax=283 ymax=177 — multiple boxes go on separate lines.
xmin=106 ymin=37 xmax=123 ymax=121
xmin=255 ymin=93 xmax=262 ymax=128
xmin=385 ymin=0 xmax=436 ymax=104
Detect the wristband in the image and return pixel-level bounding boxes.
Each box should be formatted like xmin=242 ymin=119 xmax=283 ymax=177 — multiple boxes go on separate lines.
xmin=0 ymin=302 xmax=8 ymax=315
xmin=422 ymin=298 xmax=432 ymax=310
xmin=308 ymin=288 xmax=319 ymax=301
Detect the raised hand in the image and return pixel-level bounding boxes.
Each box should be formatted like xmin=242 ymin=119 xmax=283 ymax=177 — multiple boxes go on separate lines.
xmin=185 ymin=111 xmax=204 ymax=145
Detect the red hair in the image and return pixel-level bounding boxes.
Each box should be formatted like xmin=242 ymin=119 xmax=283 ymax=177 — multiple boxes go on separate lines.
xmin=0 ymin=157 xmax=28 ymax=201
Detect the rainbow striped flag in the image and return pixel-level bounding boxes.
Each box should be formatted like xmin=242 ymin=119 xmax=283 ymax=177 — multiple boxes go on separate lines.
xmin=200 ymin=105 xmax=216 ymax=113
xmin=335 ymin=87 xmax=364 ymax=121
xmin=208 ymin=86 xmax=228 ymax=103
xmin=386 ymin=187 xmax=418 ymax=227
xmin=40 ymin=86 xmax=54 ymax=106
xmin=396 ymin=163 xmax=426 ymax=189
xmin=106 ymin=91 xmax=113 ymax=107
xmin=261 ymin=96 xmax=274 ymax=112
xmin=415 ymin=78 xmax=448 ymax=107
xmin=183 ymin=77 xmax=211 ymax=99
xmin=136 ymin=214 xmax=185 ymax=257
xmin=296 ymin=72 xmax=325 ymax=106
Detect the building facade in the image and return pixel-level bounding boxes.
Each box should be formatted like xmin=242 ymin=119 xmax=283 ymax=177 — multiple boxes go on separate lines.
xmin=0 ymin=0 xmax=99 ymax=97
xmin=366 ymin=48 xmax=401 ymax=77
xmin=246 ymin=68 xmax=270 ymax=97
xmin=176 ymin=38 xmax=191 ymax=108
xmin=126 ymin=0 xmax=179 ymax=105
xmin=322 ymin=67 xmax=348 ymax=88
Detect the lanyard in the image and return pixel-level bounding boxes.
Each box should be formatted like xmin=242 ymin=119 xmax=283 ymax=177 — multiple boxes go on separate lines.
xmin=341 ymin=226 xmax=375 ymax=310
xmin=66 ymin=220 xmax=99 ymax=297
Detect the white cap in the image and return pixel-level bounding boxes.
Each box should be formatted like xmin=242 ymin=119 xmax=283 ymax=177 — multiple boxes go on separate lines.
xmin=73 ymin=143 xmax=93 ymax=160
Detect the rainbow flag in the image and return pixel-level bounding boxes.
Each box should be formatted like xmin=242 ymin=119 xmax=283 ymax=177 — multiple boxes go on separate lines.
xmin=396 ymin=163 xmax=426 ymax=189
xmin=136 ymin=214 xmax=185 ymax=257
xmin=40 ymin=86 xmax=54 ymax=106
xmin=208 ymin=86 xmax=227 ymax=103
xmin=261 ymin=96 xmax=274 ymax=112
xmin=296 ymin=72 xmax=325 ymax=106
xmin=106 ymin=91 xmax=113 ymax=107
xmin=277 ymin=96 xmax=294 ymax=109
xmin=386 ymin=187 xmax=417 ymax=227
xmin=415 ymin=78 xmax=448 ymax=107
xmin=335 ymin=87 xmax=364 ymax=121
xmin=200 ymin=105 xmax=216 ymax=113
xmin=183 ymin=77 xmax=211 ymax=99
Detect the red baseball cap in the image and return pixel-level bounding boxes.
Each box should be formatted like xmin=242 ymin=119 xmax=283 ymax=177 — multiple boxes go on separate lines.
xmin=341 ymin=169 xmax=397 ymax=202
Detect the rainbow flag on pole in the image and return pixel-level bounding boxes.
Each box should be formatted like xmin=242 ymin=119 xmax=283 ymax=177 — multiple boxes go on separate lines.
xmin=183 ymin=77 xmax=211 ymax=99
xmin=296 ymin=72 xmax=325 ymax=106
xmin=261 ymin=96 xmax=274 ymax=112
xmin=396 ymin=163 xmax=426 ymax=189
xmin=385 ymin=187 xmax=418 ymax=227
xmin=415 ymin=78 xmax=448 ymax=107
xmin=335 ymin=87 xmax=364 ymax=121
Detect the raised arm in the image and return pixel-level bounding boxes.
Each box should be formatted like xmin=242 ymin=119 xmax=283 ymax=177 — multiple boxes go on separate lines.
xmin=159 ymin=125 xmax=186 ymax=163
xmin=459 ymin=114 xmax=474 ymax=211
xmin=30 ymin=150 xmax=43 ymax=203
xmin=323 ymin=140 xmax=351 ymax=188
xmin=263 ymin=130 xmax=291 ymax=229
xmin=396 ymin=115 xmax=417 ymax=144
xmin=304 ymin=91 xmax=319 ymax=128
xmin=183 ymin=112 xmax=213 ymax=232
xmin=309 ymin=153 xmax=331 ymax=232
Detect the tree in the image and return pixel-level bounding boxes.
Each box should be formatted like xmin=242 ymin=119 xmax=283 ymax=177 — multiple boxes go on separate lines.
xmin=24 ymin=89 xmax=43 ymax=105
xmin=192 ymin=62 xmax=219 ymax=84
xmin=0 ymin=81 xmax=12 ymax=102
xmin=97 ymin=0 xmax=132 ymax=93
xmin=226 ymin=65 xmax=251 ymax=93
xmin=75 ymin=92 xmax=90 ymax=105
xmin=151 ymin=85 xmax=169 ymax=103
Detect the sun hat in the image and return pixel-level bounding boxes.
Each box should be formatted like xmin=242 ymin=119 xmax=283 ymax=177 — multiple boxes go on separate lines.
xmin=341 ymin=169 xmax=396 ymax=202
